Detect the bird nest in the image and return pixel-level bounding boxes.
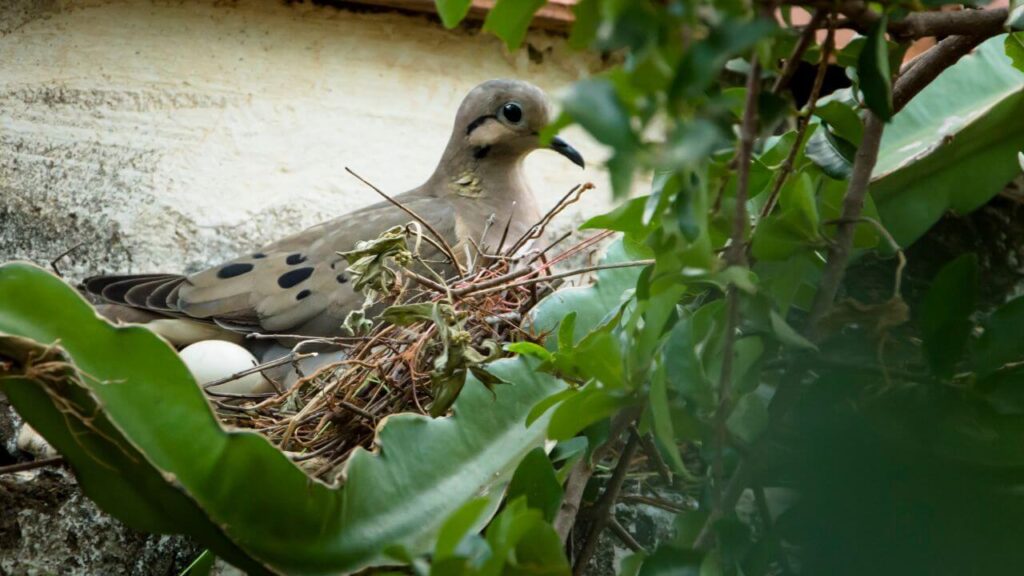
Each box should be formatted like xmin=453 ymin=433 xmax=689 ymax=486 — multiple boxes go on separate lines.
xmin=208 ymin=183 xmax=610 ymax=482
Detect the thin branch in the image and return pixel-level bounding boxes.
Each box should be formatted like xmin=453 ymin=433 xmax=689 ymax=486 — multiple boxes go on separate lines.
xmin=620 ymin=494 xmax=694 ymax=514
xmin=202 ymin=351 xmax=318 ymax=390
xmin=805 ymin=112 xmax=885 ymax=337
xmin=760 ymin=17 xmax=836 ymax=219
xmin=555 ymin=406 xmax=643 ymax=543
xmin=784 ymin=1 xmax=1008 ymax=39
xmin=573 ymin=430 xmax=641 ymax=576
xmin=345 ymin=167 xmax=464 ymax=276
xmin=888 ymin=7 xmax=1008 ymax=40
xmin=712 ymin=54 xmax=761 ymax=515
xmin=772 ymin=8 xmax=826 ymax=95
xmin=635 ymin=427 xmax=672 ymax=485
xmin=0 ymin=456 xmax=64 ymax=476
xmin=608 ymin=517 xmax=646 ymax=553
xmin=893 ymin=34 xmax=988 ymax=113
xmin=460 ymin=260 xmax=654 ymax=299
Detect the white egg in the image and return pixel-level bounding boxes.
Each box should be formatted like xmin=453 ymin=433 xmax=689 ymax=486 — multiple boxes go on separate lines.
xmin=178 ymin=340 xmax=274 ymax=395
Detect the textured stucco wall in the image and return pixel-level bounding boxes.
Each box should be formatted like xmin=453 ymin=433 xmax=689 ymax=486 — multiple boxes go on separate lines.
xmin=0 ymin=0 xmax=610 ymax=281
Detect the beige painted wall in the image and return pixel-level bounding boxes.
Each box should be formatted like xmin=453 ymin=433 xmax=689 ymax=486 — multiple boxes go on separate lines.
xmin=0 ymin=0 xmax=611 ymax=281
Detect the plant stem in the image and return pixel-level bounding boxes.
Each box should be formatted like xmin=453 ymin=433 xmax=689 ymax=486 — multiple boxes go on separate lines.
xmin=573 ymin=430 xmax=641 ymax=576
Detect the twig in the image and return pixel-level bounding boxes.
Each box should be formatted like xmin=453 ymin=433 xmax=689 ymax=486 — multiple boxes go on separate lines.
xmin=335 ymin=400 xmax=377 ymax=422
xmin=460 ymin=260 xmax=654 ymax=299
xmin=202 ymin=352 xmax=318 ymax=390
xmin=635 ymin=428 xmax=672 ymax=485
xmin=0 ymin=456 xmax=65 ymax=475
xmin=712 ymin=54 xmax=761 ymax=515
xmin=888 ymin=7 xmax=1008 ymax=40
xmin=806 ymin=113 xmax=885 ymax=336
xmin=893 ymin=35 xmax=988 ymax=113
xmin=345 ymin=167 xmax=464 ymax=276
xmin=771 ymin=8 xmax=826 ymax=95
xmin=573 ymin=430 xmax=641 ymax=576
xmin=620 ymin=494 xmax=693 ymax=514
xmin=760 ymin=17 xmax=836 ymax=218
xmin=784 ymin=1 xmax=1007 ymax=39
xmin=608 ymin=517 xmax=646 ymax=554
xmin=754 ymin=484 xmax=796 ymax=576
xmin=49 ymin=241 xmax=89 ymax=278
xmin=555 ymin=405 xmax=643 ymax=543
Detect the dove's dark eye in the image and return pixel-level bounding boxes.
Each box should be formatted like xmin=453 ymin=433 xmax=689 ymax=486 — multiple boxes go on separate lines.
xmin=499 ymin=102 xmax=523 ymax=125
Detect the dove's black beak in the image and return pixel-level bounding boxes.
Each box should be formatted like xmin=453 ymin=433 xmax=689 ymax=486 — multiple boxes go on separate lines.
xmin=549 ymin=136 xmax=585 ymax=169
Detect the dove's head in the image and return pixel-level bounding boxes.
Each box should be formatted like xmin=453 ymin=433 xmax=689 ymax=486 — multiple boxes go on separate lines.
xmin=451 ymin=79 xmax=584 ymax=169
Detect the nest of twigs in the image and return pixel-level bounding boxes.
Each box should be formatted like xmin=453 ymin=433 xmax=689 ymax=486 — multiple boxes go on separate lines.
xmin=208 ymin=182 xmax=612 ymax=482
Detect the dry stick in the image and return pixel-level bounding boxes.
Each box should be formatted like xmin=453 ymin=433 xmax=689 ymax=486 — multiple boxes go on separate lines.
xmin=608 ymin=517 xmax=646 ymax=554
xmin=711 ymin=55 xmax=761 ymax=515
xmin=620 ymin=494 xmax=695 ymax=514
xmin=344 ymin=167 xmax=464 ymax=276
xmin=202 ymin=351 xmax=318 ymax=390
xmin=635 ymin=428 xmax=672 ymax=485
xmin=760 ymin=19 xmax=836 ymax=219
xmin=555 ymin=406 xmax=643 ymax=543
xmin=771 ymin=8 xmax=826 ymax=95
xmin=572 ymin=430 xmax=641 ymax=576
xmin=0 ymin=456 xmax=65 ymax=476
xmin=462 ymin=260 xmax=654 ymax=299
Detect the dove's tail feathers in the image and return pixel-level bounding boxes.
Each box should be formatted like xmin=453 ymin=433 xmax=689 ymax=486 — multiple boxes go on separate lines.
xmin=82 ymin=274 xmax=188 ymax=315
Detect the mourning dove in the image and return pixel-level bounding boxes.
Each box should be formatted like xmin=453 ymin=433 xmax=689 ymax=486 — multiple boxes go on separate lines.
xmin=83 ymin=79 xmax=584 ymax=342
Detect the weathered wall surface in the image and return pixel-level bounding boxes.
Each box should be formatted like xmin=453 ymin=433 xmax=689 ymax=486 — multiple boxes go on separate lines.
xmin=0 ymin=0 xmax=609 ymax=281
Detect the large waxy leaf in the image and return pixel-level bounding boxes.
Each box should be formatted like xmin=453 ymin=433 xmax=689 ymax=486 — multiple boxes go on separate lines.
xmin=0 ymin=263 xmax=564 ymax=575
xmin=871 ymin=36 xmax=1024 ymax=246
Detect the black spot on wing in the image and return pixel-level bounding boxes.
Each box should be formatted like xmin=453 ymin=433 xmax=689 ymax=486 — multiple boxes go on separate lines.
xmin=252 ymin=253 xmax=267 ymax=259
xmin=473 ymin=146 xmax=491 ymax=159
xmin=218 ymin=263 xmax=254 ymax=279
xmin=286 ymin=253 xmax=307 ymax=265
xmin=336 ymin=274 xmax=348 ymax=284
xmin=296 ymin=289 xmax=312 ymax=301
xmin=278 ymin=266 xmax=314 ymax=288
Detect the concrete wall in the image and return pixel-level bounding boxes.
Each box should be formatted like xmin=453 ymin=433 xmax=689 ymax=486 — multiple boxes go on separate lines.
xmin=0 ymin=0 xmax=610 ymax=281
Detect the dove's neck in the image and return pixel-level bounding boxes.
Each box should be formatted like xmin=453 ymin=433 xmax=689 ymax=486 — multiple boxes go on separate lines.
xmin=427 ymin=143 xmax=542 ymax=252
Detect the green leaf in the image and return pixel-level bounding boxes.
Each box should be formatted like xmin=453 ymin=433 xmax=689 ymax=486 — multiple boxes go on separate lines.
xmin=1008 ymin=32 xmax=1024 ymax=70
xmin=435 ymin=0 xmax=472 ymax=28
xmin=648 ymin=361 xmax=689 ymax=475
xmin=857 ymin=15 xmax=893 ymax=121
xmin=921 ymin=254 xmax=979 ymax=377
xmin=814 ymin=93 xmax=864 ymax=144
xmin=805 ymin=125 xmax=855 ymax=180
xmin=547 ymin=383 xmax=627 ymax=440
xmin=434 ymin=498 xmax=494 ymax=561
xmin=563 ymin=78 xmax=636 ymax=150
xmin=770 ymin=309 xmax=817 ymax=351
xmin=506 ymin=448 xmax=563 ymax=523
xmin=481 ymin=0 xmax=547 ymax=51
xmin=481 ymin=498 xmax=569 ymax=575
xmin=0 ymin=263 xmax=565 ymax=574
xmin=582 ymin=196 xmax=649 ymax=239
xmin=872 ymin=36 xmax=1024 ymax=246
xmin=664 ymin=313 xmax=714 ymax=411
xmin=973 ymin=295 xmax=1024 ymax=377
xmin=529 ymin=237 xmax=649 ymax=346
xmin=504 ymin=341 xmax=554 ymax=363
xmin=1010 ymin=0 xmax=1024 ymax=31
xmin=568 ymin=0 xmax=600 ymax=50
xmin=726 ymin=393 xmax=769 ymax=444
